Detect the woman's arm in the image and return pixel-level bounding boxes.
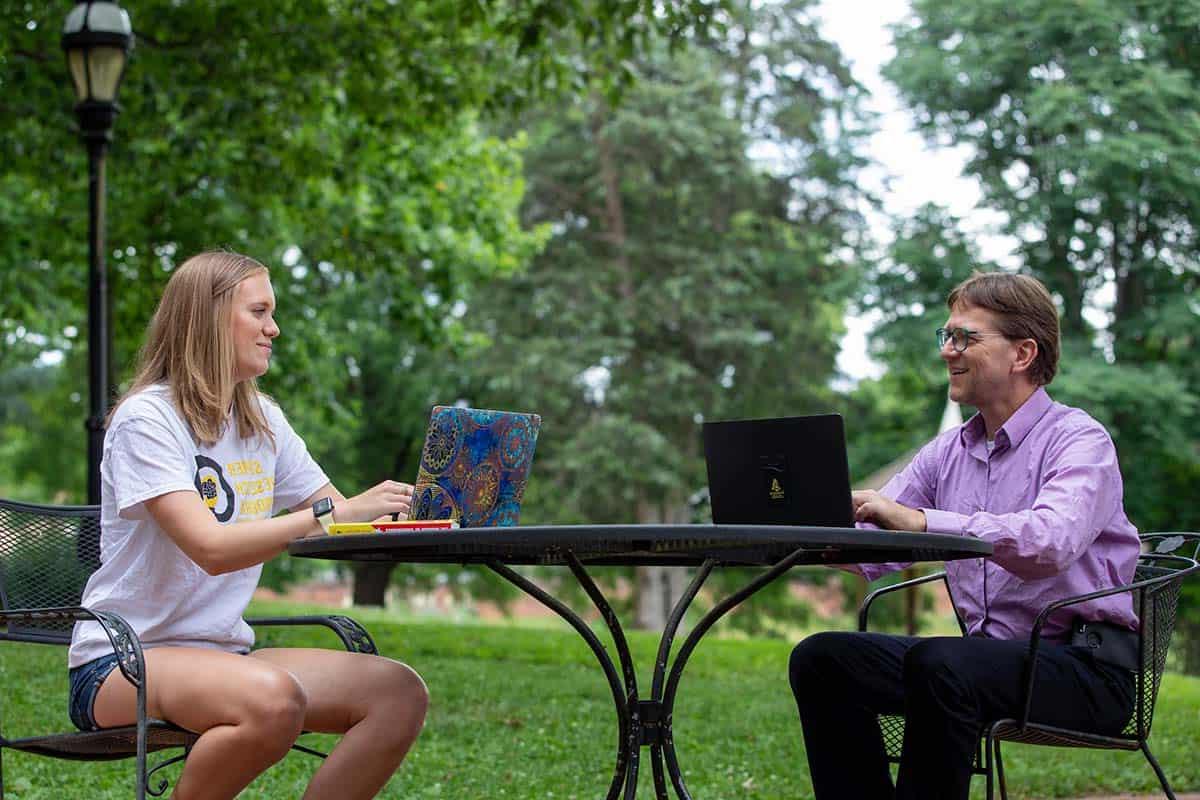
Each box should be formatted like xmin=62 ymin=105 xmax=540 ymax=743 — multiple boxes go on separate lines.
xmin=145 ymin=479 xmax=414 ymax=576
xmin=293 ymin=480 xmax=414 ymax=524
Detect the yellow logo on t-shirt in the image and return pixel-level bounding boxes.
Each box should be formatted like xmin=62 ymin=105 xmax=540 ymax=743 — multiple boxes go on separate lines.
xmin=199 ymin=476 xmax=219 ymax=508
xmin=194 ymin=455 xmax=235 ymax=523
xmin=194 ymin=455 xmax=275 ymax=523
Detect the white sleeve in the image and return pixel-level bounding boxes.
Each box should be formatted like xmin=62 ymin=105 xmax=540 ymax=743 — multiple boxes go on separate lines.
xmin=265 ymin=401 xmax=329 ymax=514
xmin=103 ymin=416 xmax=198 ymax=521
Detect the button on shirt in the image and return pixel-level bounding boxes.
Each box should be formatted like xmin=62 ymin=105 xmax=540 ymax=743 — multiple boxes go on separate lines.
xmin=860 ymin=388 xmax=1139 ymax=641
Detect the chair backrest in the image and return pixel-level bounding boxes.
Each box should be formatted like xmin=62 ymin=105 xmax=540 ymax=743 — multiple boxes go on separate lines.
xmin=0 ymin=498 xmax=102 ymax=645
xmin=1126 ymin=533 xmax=1200 ymax=741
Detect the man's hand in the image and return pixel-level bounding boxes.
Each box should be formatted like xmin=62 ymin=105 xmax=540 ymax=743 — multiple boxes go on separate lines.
xmin=852 ymin=490 xmax=927 ymax=532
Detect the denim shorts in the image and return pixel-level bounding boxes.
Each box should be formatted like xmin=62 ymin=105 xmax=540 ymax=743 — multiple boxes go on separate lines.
xmin=68 ymin=652 xmax=122 ymax=732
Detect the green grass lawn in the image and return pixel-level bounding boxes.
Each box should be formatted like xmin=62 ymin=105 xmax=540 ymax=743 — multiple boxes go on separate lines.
xmin=1 ymin=600 xmax=1196 ymax=799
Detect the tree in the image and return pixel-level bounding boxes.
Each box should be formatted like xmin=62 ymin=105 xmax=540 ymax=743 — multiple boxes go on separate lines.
xmin=1 ymin=2 xmax=728 ymax=601
xmin=886 ymin=0 xmax=1200 ymax=346
xmin=467 ymin=0 xmax=871 ymax=627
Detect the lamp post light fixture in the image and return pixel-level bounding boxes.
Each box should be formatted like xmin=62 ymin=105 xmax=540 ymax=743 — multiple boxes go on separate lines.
xmin=62 ymin=1 xmax=133 ymax=504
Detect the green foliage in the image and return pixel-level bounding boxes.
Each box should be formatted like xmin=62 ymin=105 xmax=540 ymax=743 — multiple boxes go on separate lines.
xmin=886 ymin=0 xmax=1200 ymax=341
xmin=0 ymin=0 xmax=724 ymax=502
xmin=472 ymin=0 xmax=870 ymax=528
xmin=1053 ymin=356 xmax=1200 ymax=531
xmin=446 ymin=0 xmax=872 ymax=629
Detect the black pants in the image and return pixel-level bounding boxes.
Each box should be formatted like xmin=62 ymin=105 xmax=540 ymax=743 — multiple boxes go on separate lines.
xmin=788 ymin=632 xmax=1135 ymax=800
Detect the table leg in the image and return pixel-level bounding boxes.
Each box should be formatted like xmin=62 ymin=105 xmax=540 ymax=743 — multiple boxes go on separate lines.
xmin=564 ymin=553 xmax=643 ymax=798
xmin=659 ymin=547 xmax=813 ymax=800
xmin=563 ymin=554 xmax=713 ymax=800
xmin=648 ymin=560 xmax=715 ymax=799
xmin=486 ymin=560 xmax=632 ymax=800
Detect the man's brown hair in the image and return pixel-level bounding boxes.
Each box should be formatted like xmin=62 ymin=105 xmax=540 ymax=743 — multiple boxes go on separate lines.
xmin=947 ymin=272 xmax=1060 ymax=386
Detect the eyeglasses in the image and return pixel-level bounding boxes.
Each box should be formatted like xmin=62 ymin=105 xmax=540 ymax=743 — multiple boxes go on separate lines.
xmin=935 ymin=327 xmax=1009 ymax=352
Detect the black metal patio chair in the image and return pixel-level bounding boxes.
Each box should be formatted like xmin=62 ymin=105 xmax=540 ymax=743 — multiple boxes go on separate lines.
xmin=857 ymin=532 xmax=1200 ymax=800
xmin=0 ymin=497 xmax=380 ymax=799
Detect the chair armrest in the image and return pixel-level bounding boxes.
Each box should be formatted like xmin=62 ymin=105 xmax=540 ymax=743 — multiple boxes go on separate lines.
xmin=1142 ymin=532 xmax=1200 ymax=560
xmin=0 ymin=605 xmax=152 ymax=740
xmin=0 ymin=606 xmax=149 ymax=688
xmin=1016 ymin=553 xmax=1200 ymax=728
xmin=858 ymin=571 xmax=955 ymax=632
xmin=247 ymin=615 xmax=378 ymax=655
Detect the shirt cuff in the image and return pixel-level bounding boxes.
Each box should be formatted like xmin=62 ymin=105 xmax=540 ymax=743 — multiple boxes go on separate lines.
xmin=856 ymin=563 xmax=885 ymax=581
xmin=921 ymin=508 xmax=968 ymax=536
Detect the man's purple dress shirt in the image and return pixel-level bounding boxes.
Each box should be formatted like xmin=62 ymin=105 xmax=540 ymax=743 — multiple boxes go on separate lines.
xmin=860 ymin=387 xmax=1139 ymax=641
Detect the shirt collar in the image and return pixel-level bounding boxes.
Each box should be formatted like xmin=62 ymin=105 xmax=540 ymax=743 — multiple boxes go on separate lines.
xmin=958 ymin=387 xmax=1053 ymax=452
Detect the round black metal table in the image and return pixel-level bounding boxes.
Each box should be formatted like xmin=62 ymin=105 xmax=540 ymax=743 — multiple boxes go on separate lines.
xmin=290 ymin=524 xmax=991 ymax=799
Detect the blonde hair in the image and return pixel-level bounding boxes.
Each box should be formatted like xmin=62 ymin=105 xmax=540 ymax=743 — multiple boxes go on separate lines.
xmin=112 ymin=251 xmax=275 ymax=446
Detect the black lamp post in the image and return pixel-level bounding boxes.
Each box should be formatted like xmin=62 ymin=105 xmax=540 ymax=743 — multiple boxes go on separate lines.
xmin=62 ymin=1 xmax=133 ymax=504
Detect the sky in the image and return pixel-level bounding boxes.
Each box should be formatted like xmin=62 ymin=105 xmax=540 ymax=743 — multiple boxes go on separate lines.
xmin=813 ymin=0 xmax=1017 ymax=383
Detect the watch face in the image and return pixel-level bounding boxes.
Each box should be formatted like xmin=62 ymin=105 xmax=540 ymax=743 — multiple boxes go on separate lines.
xmin=313 ymin=497 xmax=334 ymax=517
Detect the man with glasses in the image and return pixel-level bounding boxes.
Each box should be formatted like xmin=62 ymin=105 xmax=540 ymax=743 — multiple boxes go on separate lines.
xmin=789 ymin=272 xmax=1139 ymax=800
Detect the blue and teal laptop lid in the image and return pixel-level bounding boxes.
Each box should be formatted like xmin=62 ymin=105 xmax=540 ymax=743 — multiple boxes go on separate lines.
xmin=411 ymin=406 xmax=542 ymax=528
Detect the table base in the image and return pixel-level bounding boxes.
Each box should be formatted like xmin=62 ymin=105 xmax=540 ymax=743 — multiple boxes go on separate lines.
xmin=487 ymin=545 xmax=811 ymax=800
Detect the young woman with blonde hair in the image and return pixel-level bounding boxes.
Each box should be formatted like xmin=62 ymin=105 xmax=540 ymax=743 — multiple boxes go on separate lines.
xmin=68 ymin=251 xmax=427 ymax=800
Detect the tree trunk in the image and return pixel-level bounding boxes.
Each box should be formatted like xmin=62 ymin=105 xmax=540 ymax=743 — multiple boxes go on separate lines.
xmin=635 ymin=565 xmax=689 ymax=630
xmin=633 ymin=500 xmax=692 ymax=629
xmin=348 ymin=422 xmax=413 ymax=606
xmin=352 ymin=563 xmax=394 ymax=606
xmin=590 ymin=96 xmax=634 ymax=301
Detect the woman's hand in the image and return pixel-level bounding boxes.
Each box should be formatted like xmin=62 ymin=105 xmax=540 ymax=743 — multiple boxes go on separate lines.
xmin=337 ymin=480 xmax=414 ymax=523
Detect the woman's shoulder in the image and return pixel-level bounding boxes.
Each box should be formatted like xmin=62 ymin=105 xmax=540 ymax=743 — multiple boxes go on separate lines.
xmin=253 ymin=390 xmax=286 ymax=423
xmin=108 ymin=384 xmax=181 ymax=430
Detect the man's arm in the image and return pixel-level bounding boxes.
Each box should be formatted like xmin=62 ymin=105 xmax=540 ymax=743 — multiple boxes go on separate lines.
xmin=924 ymin=425 xmax=1124 ymax=580
xmin=847 ymin=438 xmax=942 ymax=580
xmin=854 ymin=434 xmax=942 ymax=531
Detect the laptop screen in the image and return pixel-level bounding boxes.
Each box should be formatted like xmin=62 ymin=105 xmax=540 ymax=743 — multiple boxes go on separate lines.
xmin=702 ymin=413 xmax=855 ymax=528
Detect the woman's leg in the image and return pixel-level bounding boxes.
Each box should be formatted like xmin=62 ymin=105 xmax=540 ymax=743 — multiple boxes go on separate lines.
xmin=250 ymin=648 xmax=428 ymax=800
xmin=91 ymin=647 xmax=307 ymax=800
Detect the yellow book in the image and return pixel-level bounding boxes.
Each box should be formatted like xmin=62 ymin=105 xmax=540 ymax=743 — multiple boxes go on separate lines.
xmin=328 ymin=522 xmax=377 ymax=535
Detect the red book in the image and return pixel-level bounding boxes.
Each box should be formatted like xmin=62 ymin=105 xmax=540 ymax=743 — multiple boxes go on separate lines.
xmin=372 ymin=519 xmax=458 ymax=532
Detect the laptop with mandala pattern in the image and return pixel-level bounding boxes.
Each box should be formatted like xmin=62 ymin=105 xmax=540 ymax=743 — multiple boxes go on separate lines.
xmin=411 ymin=406 xmax=542 ymax=528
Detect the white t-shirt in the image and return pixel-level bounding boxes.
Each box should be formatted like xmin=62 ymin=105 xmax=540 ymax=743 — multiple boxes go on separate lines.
xmin=68 ymin=385 xmax=329 ymax=668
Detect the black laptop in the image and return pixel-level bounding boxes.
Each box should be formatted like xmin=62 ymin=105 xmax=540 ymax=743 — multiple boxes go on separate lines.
xmin=702 ymin=413 xmax=855 ymax=527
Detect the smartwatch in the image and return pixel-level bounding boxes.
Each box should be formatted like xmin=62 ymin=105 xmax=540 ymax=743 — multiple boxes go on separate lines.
xmin=312 ymin=496 xmax=335 ymax=534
